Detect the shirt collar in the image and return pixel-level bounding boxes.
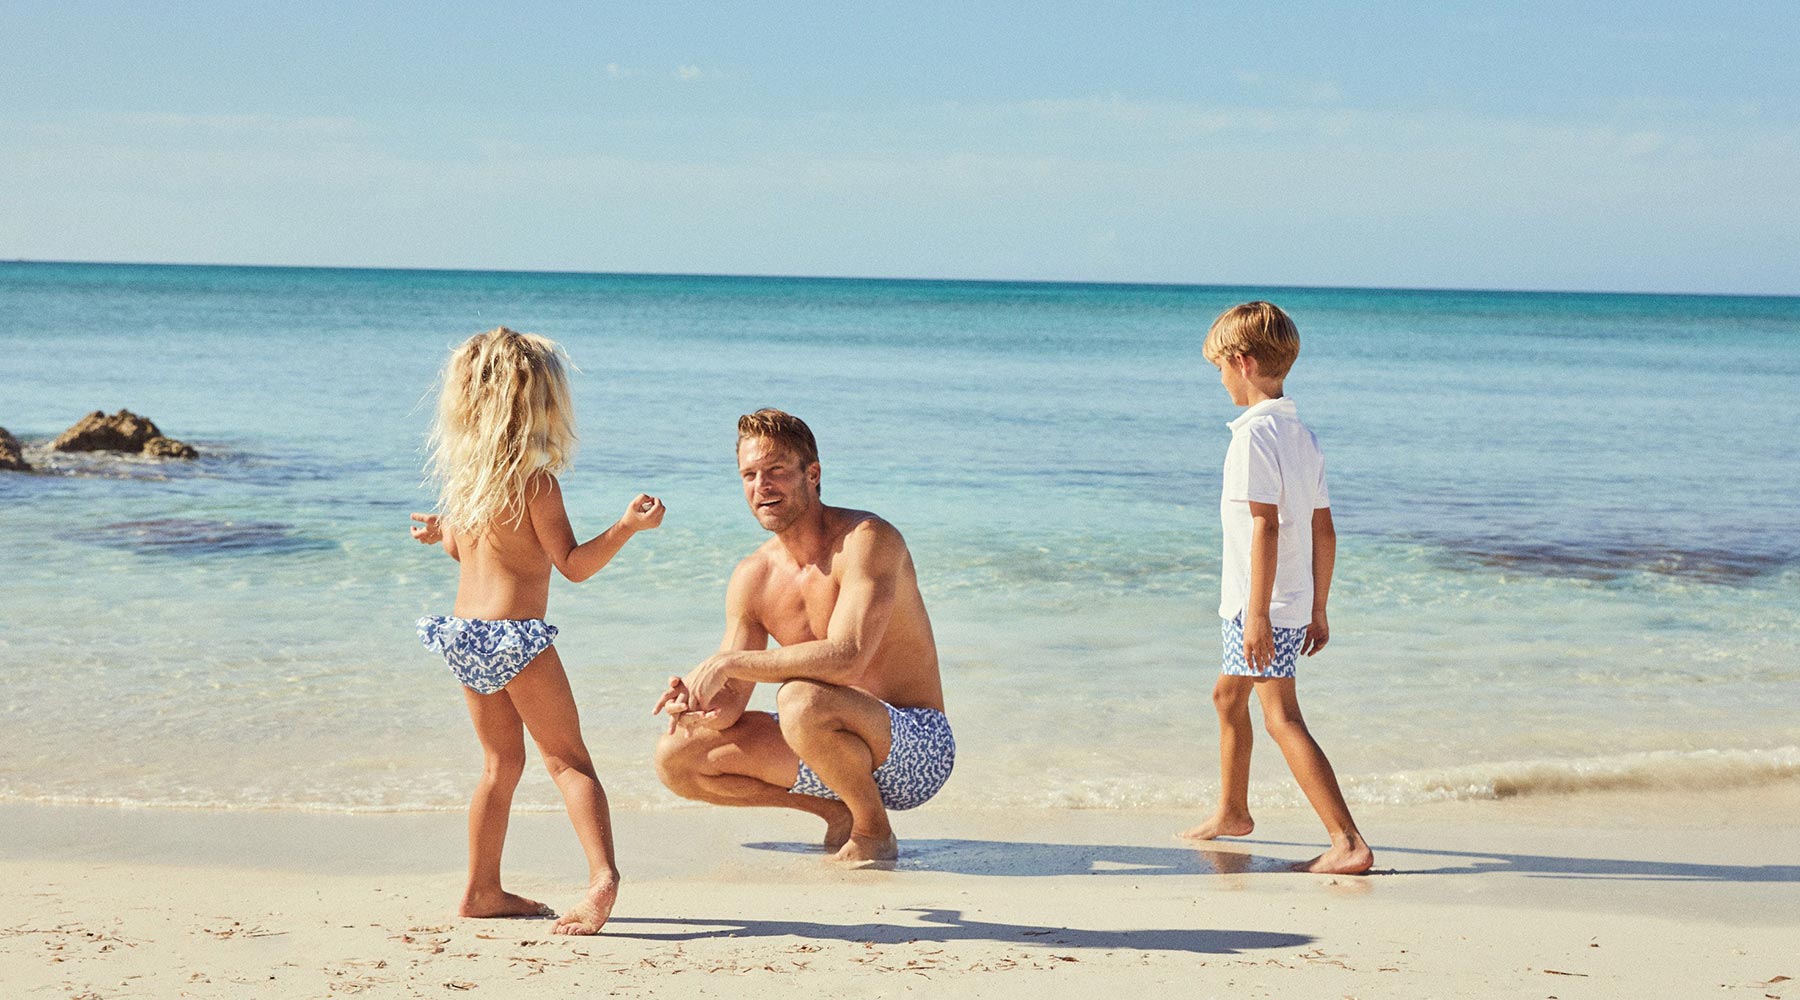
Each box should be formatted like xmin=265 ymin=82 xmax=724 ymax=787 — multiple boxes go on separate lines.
xmin=1227 ymin=396 xmax=1296 ymax=431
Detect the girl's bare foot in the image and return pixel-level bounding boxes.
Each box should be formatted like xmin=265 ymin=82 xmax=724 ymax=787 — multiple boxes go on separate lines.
xmin=459 ymin=888 xmax=554 ymax=919
xmin=552 ymin=875 xmax=619 ymax=935
xmin=831 ymin=831 xmax=899 ymax=864
xmin=1293 ymin=838 xmax=1374 ymax=875
xmin=1178 ymin=812 xmax=1254 ymax=841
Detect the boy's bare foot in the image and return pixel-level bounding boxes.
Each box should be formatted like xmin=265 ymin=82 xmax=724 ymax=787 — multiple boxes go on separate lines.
xmin=552 ymin=875 xmax=619 ymax=935
xmin=831 ymin=831 xmax=899 ymax=864
xmin=822 ymin=803 xmax=854 ymax=853
xmin=1178 ymin=812 xmax=1255 ymax=841
xmin=458 ymin=888 xmax=554 ymax=919
xmin=1293 ymin=839 xmax=1374 ymax=875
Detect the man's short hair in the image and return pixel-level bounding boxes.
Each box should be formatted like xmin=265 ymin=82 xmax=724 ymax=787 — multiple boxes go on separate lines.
xmin=737 ymin=407 xmax=820 ymax=473
xmin=1202 ymin=301 xmax=1300 ymax=379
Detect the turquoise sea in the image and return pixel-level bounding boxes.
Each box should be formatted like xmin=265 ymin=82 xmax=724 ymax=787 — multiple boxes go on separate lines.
xmin=2 ymin=262 xmax=1797 ymax=812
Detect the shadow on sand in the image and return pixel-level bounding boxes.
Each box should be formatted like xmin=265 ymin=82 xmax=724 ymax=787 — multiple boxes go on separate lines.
xmin=1239 ymin=838 xmax=1800 ymax=883
xmin=603 ymin=908 xmax=1313 ymax=954
xmin=751 ymin=836 xmax=1798 ymax=883
xmin=745 ymin=838 xmax=1304 ymax=877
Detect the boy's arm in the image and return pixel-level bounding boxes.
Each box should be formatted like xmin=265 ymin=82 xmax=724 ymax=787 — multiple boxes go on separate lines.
xmin=1243 ymin=501 xmax=1281 ymax=672
xmin=528 ymin=475 xmax=666 ymax=583
xmin=1304 ymin=507 xmax=1335 ymax=655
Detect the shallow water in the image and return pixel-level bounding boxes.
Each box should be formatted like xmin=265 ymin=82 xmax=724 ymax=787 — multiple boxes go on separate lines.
xmin=2 ymin=262 xmax=1797 ymax=812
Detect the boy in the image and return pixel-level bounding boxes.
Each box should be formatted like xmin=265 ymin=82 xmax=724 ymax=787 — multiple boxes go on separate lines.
xmin=1181 ymin=301 xmax=1373 ymax=875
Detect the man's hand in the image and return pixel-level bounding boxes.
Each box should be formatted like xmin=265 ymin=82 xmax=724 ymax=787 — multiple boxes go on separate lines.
xmin=682 ymin=653 xmax=735 ymax=710
xmin=1302 ymin=609 xmax=1329 ymax=656
xmin=652 ymin=676 xmax=740 ymax=734
xmin=409 ymin=512 xmax=443 ymax=545
xmin=1242 ymin=614 xmax=1276 ymax=674
xmin=622 ymin=494 xmax=667 ymax=533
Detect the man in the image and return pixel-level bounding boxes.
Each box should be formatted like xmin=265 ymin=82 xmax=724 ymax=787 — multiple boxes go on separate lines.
xmin=652 ymin=409 xmax=953 ymax=863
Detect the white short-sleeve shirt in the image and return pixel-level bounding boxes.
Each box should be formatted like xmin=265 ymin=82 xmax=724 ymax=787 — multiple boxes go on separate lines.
xmin=1218 ymin=397 xmax=1330 ymax=627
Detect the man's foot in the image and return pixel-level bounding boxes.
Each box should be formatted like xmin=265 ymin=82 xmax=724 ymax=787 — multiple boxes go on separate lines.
xmin=831 ymin=831 xmax=899 ymax=865
xmin=1178 ymin=812 xmax=1255 ymax=841
xmin=1293 ymin=839 xmax=1374 ymax=875
xmin=552 ymin=875 xmax=619 ymax=935
xmin=458 ymin=888 xmax=554 ymax=919
xmin=821 ymin=802 xmax=855 ymax=853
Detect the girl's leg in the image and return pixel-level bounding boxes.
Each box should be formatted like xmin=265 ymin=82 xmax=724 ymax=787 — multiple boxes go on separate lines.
xmin=501 ymin=646 xmax=618 ymax=935
xmin=1181 ymin=674 xmax=1257 ymax=840
xmin=1255 ymin=678 xmax=1374 ymax=874
xmin=459 ymin=686 xmax=547 ymax=917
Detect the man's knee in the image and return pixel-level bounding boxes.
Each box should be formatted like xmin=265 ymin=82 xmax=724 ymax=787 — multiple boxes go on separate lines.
xmin=774 ymin=679 xmax=839 ymax=729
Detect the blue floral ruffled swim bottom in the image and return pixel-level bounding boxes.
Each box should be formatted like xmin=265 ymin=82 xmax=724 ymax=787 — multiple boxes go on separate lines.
xmin=774 ymin=702 xmax=955 ymax=811
xmin=417 ymin=615 xmax=559 ymax=695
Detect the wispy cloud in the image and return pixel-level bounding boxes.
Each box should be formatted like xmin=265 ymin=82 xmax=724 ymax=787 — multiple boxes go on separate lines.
xmin=675 ymin=64 xmax=704 ymax=81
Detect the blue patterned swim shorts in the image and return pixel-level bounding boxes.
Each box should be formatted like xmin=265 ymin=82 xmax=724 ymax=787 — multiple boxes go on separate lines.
xmin=417 ymin=615 xmax=558 ymax=695
xmin=775 ymin=703 xmax=955 ymax=811
xmin=1221 ymin=612 xmax=1306 ymax=678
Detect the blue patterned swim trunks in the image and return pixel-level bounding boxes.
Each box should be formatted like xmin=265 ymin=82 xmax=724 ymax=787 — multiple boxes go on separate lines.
xmin=417 ymin=615 xmax=558 ymax=695
xmin=775 ymin=703 xmax=955 ymax=811
xmin=1221 ymin=612 xmax=1306 ymax=678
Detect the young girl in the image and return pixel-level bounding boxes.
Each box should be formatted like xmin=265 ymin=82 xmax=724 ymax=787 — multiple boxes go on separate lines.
xmin=410 ymin=327 xmax=665 ymax=935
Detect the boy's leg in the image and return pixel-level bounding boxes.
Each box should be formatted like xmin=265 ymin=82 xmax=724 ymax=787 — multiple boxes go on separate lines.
xmin=1255 ymin=678 xmax=1374 ymax=874
xmin=1181 ymin=674 xmax=1257 ymax=840
xmin=503 ymin=646 xmax=619 ymax=934
xmin=459 ymin=686 xmax=549 ymax=917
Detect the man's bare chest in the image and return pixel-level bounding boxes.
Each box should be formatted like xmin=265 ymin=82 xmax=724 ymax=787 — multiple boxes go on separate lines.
xmin=758 ymin=570 xmax=840 ymax=646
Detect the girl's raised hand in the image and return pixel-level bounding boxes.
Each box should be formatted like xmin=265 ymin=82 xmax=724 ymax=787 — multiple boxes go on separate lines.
xmin=623 ymin=494 xmax=666 ymax=532
xmin=409 ymin=512 xmax=443 ymax=545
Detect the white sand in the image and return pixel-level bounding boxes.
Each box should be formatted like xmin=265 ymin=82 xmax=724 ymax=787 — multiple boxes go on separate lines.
xmin=3 ymin=784 xmax=1796 ymax=998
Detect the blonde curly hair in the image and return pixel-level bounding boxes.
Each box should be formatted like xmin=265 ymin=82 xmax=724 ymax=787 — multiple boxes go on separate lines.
xmin=426 ymin=327 xmax=577 ymax=536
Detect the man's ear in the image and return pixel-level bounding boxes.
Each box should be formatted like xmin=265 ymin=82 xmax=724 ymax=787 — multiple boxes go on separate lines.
xmin=1235 ymin=353 xmax=1260 ymax=379
xmin=807 ymin=462 xmax=821 ymax=492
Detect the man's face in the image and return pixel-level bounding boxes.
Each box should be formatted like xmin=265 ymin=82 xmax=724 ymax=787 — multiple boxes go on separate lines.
xmin=738 ymin=436 xmax=819 ymax=533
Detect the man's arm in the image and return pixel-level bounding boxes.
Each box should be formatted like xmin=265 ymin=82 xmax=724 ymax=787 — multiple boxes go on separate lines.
xmin=1242 ymin=501 xmax=1281 ymax=672
xmin=654 ymin=557 xmax=767 ymax=730
xmin=683 ymin=520 xmax=901 ymax=708
xmin=1303 ymin=506 xmax=1334 ymax=656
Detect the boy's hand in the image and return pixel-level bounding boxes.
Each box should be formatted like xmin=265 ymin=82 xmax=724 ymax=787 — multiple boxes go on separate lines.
xmin=622 ymin=493 xmax=667 ymax=533
xmin=409 ymin=512 xmax=442 ymax=545
xmin=1242 ymin=615 xmax=1276 ymax=674
xmin=1303 ymin=610 xmax=1329 ymax=656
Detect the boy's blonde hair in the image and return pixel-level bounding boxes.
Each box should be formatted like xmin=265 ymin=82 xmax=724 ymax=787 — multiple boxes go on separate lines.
xmin=1202 ymin=301 xmax=1300 ymax=379
xmin=427 ymin=327 xmax=577 ymax=536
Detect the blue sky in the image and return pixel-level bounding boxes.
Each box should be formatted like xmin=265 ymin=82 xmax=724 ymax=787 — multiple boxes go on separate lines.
xmin=3 ymin=2 xmax=1796 ymax=293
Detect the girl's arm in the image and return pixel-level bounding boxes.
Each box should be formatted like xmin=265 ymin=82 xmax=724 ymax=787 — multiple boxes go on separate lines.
xmin=408 ymin=512 xmax=460 ymax=562
xmin=527 ymin=474 xmax=665 ymax=582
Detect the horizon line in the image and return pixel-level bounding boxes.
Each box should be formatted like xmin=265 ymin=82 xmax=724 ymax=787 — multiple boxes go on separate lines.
xmin=2 ymin=257 xmax=1793 ymax=301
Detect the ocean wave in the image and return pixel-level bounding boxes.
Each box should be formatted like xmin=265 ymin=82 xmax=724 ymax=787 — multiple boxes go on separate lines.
xmin=5 ymin=748 xmax=1796 ymax=815
xmin=1371 ymin=746 xmax=1800 ymax=802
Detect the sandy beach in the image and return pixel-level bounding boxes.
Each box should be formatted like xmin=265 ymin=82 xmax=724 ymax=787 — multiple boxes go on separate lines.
xmin=4 ymin=782 xmax=1795 ymax=999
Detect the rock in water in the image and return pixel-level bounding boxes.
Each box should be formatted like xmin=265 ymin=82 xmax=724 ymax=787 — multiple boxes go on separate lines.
xmin=143 ymin=435 xmax=199 ymax=459
xmin=0 ymin=427 xmax=30 ymax=471
xmin=51 ymin=409 xmax=198 ymax=459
